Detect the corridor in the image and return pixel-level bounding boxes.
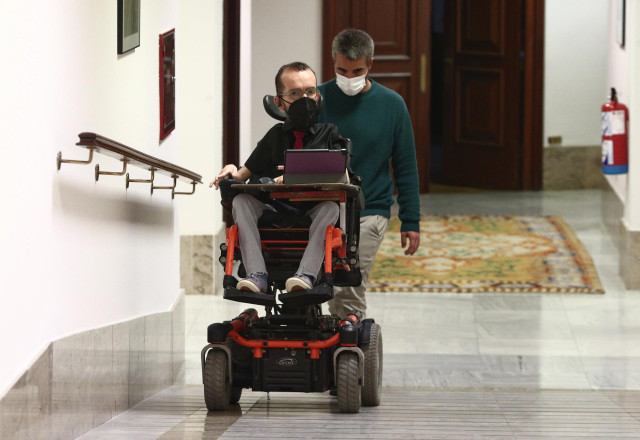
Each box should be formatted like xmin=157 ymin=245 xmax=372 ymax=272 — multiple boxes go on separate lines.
xmin=77 ymin=190 xmax=640 ymax=439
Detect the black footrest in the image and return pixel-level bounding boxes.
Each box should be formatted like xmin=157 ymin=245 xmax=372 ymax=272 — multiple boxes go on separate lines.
xmin=278 ymin=284 xmax=333 ymax=307
xmin=223 ymin=286 xmax=276 ymax=306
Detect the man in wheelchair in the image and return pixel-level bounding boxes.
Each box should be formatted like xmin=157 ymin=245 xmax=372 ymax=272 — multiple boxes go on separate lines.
xmin=202 ymin=63 xmax=381 ymax=414
xmin=210 ymin=61 xmax=355 ymax=296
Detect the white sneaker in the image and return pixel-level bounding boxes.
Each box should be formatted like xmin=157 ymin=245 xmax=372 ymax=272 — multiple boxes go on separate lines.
xmin=236 ymin=272 xmax=268 ymax=293
xmin=285 ymin=274 xmax=313 ymax=292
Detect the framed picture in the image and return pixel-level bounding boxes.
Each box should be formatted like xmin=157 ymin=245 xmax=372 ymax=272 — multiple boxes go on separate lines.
xmin=118 ymin=0 xmax=141 ymax=54
xmin=617 ymin=0 xmax=625 ymax=47
xmin=159 ymin=29 xmax=176 ymax=140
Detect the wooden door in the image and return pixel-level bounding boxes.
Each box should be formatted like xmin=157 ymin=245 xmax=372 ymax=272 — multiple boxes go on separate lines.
xmin=223 ymin=0 xmax=240 ymax=225
xmin=441 ymin=0 xmax=525 ymax=189
xmin=322 ymin=0 xmax=431 ymax=193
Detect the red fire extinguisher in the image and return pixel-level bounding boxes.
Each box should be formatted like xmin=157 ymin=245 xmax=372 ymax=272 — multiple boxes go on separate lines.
xmin=601 ymin=87 xmax=628 ymax=174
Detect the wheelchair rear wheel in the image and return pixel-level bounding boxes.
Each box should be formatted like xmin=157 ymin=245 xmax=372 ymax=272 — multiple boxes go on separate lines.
xmin=361 ymin=323 xmax=382 ymax=406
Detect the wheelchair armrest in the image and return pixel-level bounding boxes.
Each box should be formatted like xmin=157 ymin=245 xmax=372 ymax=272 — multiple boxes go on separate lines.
xmin=334 ymin=138 xmax=361 ymax=188
xmin=354 ymin=189 xmax=365 ymax=210
xmin=218 ymin=177 xmax=245 ymax=203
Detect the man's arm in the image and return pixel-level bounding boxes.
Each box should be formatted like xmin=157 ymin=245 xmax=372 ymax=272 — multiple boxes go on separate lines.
xmin=392 ymin=102 xmax=421 ymax=255
xmin=209 ymin=165 xmax=252 ymax=189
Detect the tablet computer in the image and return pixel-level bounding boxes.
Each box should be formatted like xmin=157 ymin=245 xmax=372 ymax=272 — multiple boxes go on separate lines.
xmin=283 ymin=149 xmax=348 ymax=184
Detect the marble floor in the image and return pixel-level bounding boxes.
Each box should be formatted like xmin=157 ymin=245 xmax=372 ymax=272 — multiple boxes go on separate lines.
xmin=77 ymin=189 xmax=640 ymax=439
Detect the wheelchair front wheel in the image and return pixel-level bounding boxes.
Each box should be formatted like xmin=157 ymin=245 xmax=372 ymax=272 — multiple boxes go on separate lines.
xmin=337 ymin=352 xmax=361 ymax=413
xmin=203 ymin=350 xmax=231 ymax=411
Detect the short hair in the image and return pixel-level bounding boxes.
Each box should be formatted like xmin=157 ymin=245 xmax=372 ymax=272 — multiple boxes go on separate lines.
xmin=275 ymin=61 xmax=316 ymax=95
xmin=332 ymin=29 xmax=375 ymax=64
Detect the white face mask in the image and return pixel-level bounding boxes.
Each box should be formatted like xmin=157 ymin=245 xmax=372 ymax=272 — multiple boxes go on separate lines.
xmin=336 ymin=73 xmax=367 ymax=96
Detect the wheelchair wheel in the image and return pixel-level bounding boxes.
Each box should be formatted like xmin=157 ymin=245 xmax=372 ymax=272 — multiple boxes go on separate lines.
xmin=203 ymin=350 xmax=231 ymax=411
xmin=361 ymin=323 xmax=382 ymax=406
xmin=337 ymin=352 xmax=361 ymax=413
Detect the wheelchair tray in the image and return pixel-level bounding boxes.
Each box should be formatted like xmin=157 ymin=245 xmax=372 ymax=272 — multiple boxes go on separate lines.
xmin=231 ymin=183 xmax=362 ymax=200
xmin=231 ymin=182 xmax=360 ymax=190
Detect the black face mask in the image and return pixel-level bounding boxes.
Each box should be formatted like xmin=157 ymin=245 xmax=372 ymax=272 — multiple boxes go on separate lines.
xmin=287 ymin=97 xmax=318 ymax=131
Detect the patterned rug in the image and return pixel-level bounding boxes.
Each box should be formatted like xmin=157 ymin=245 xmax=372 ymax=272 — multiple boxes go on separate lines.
xmin=368 ymin=215 xmax=604 ymax=293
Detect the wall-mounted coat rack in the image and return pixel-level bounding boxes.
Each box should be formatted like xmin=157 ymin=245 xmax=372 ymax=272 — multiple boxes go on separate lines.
xmin=58 ymin=132 xmax=202 ymax=198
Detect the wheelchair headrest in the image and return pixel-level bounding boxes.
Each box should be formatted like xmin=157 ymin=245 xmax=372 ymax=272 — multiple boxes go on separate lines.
xmin=263 ymin=94 xmax=323 ymax=121
xmin=263 ymin=95 xmax=286 ymax=121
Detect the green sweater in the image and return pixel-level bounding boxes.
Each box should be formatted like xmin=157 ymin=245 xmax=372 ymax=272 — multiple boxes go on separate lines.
xmin=318 ymin=79 xmax=421 ymax=232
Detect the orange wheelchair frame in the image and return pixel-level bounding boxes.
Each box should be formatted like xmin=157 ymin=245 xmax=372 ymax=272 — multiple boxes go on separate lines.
xmin=201 ymin=181 xmax=382 ymax=413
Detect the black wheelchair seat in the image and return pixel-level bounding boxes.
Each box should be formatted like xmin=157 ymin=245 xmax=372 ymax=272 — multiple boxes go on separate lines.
xmin=258 ymin=209 xmax=312 ymax=229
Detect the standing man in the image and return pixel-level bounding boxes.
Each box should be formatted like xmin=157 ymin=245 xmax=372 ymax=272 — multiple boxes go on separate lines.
xmin=318 ymin=28 xmax=421 ymax=319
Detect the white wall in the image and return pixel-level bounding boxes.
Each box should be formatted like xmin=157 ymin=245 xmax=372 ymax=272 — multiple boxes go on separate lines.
xmin=244 ymin=0 xmax=323 ymax=162
xmin=0 ymin=1 xmax=222 ymax=397
xmin=544 ymin=0 xmax=609 ymax=147
xmin=624 ymin=0 xmax=640 ymax=230
xmin=603 ymin=0 xmax=639 ymax=231
xmin=178 ymin=1 xmax=224 ymax=235
xmin=606 ymin=0 xmax=629 ymax=101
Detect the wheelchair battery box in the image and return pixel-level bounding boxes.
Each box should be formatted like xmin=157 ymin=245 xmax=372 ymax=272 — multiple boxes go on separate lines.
xmin=252 ymin=347 xmax=332 ymax=393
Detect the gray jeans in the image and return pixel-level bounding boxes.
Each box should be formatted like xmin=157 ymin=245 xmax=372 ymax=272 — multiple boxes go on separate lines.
xmin=231 ymin=194 xmax=339 ymax=278
xmin=328 ymin=215 xmax=389 ymax=319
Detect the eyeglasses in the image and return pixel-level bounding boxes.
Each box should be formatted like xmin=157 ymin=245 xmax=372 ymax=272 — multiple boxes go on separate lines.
xmin=278 ymin=87 xmax=317 ymax=102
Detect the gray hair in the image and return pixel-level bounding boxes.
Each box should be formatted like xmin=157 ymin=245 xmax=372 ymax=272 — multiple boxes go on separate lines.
xmin=331 ymin=29 xmax=375 ymax=64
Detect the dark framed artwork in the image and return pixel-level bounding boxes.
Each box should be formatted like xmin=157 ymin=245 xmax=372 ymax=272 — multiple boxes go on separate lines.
xmin=159 ymin=29 xmax=176 ymax=140
xmin=117 ymin=0 xmax=141 ymax=54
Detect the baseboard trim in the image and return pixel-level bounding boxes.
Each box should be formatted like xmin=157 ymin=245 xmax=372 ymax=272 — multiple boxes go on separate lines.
xmin=543 ymin=146 xmax=607 ymax=190
xmin=181 ymin=225 xmax=227 ymax=295
xmin=620 ymin=219 xmax=640 ymax=289
xmin=0 ymin=292 xmax=185 ymax=440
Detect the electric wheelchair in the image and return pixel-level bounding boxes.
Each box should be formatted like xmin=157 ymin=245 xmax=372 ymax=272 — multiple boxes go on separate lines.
xmin=200 ymin=96 xmax=383 ymax=413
